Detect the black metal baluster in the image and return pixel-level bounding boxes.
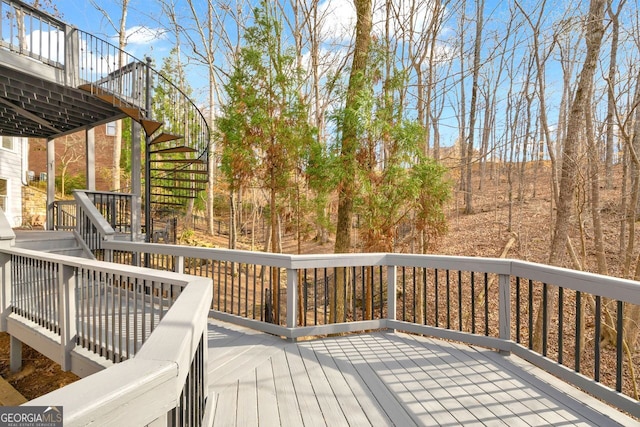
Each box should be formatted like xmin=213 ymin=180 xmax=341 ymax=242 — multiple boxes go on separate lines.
xmin=434 ymin=269 xmax=439 ymax=328
xmin=458 ymin=270 xmax=463 ymax=332
xmin=542 ymin=282 xmax=548 ymax=357
xmin=513 ymin=277 xmax=519 ymax=343
xmin=558 ymin=286 xmax=564 ymax=365
xmin=528 ymin=279 xmax=534 ymax=350
xmin=595 ymin=295 xmax=601 ymax=382
xmin=616 ymin=300 xmax=623 ymax=392
xmin=575 ymin=291 xmax=581 ymax=372
xmin=446 ymin=270 xmax=451 ymax=329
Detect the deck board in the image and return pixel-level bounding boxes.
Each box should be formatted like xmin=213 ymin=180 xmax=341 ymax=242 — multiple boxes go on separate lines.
xmin=298 ymin=343 xmax=374 ymax=427
xmin=255 ymin=359 xmax=281 ymax=425
xmin=256 ymin=359 xmax=280 ymax=424
xmin=207 ymin=320 xmax=639 ymax=426
xmin=270 ymin=344 xmax=305 ymax=427
xmin=236 ymin=369 xmax=258 ymax=427
xmin=308 ymin=339 xmax=396 ymax=426
xmin=295 ymin=344 xmax=349 ymax=427
xmin=282 ymin=346 xmax=325 ymax=427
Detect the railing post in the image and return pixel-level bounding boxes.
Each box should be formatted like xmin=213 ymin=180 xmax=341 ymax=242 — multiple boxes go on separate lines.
xmin=0 ymin=251 xmax=11 ymax=333
xmin=104 ymin=246 xmax=113 ymax=263
xmin=174 ymin=255 xmax=185 ymax=274
xmin=286 ymin=268 xmax=298 ymax=339
xmin=64 ymin=25 xmax=79 ymax=87
xmin=498 ymin=272 xmax=511 ymax=355
xmin=387 ymin=265 xmax=397 ymax=327
xmin=0 ymin=212 xmax=15 ymax=332
xmin=46 ymin=137 xmax=55 ymax=230
xmin=59 ymin=264 xmax=77 ymax=371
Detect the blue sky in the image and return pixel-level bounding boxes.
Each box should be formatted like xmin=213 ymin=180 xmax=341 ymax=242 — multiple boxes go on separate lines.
xmin=53 ymin=1 xmax=171 ymax=61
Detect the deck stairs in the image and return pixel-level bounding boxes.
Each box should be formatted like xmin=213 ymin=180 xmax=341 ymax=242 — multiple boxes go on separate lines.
xmin=78 ymin=74 xmax=208 ymax=212
xmin=13 ymin=231 xmax=93 ymax=259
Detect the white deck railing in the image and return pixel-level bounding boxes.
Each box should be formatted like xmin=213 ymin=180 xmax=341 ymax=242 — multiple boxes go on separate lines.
xmin=104 ymin=240 xmax=640 ymax=419
xmin=0 ymin=213 xmax=214 ymax=426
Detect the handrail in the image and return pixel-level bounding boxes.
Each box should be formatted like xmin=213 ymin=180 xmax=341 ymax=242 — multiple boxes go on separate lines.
xmin=50 ymin=200 xmax=76 ymax=231
xmin=82 ymin=191 xmax=134 ymax=236
xmin=104 ymin=240 xmax=640 ymax=418
xmin=74 ymin=191 xmax=115 ymax=254
xmin=0 ymin=242 xmax=214 ymax=426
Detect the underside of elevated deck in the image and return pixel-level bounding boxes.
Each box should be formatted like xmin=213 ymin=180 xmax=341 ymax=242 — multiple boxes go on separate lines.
xmin=207 ymin=320 xmax=637 ymax=426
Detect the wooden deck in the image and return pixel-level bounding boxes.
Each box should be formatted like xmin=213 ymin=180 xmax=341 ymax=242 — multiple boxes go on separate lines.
xmin=207 ymin=320 xmax=638 ymax=427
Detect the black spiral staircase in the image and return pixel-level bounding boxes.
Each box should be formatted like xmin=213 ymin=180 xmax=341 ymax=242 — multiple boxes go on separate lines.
xmin=78 ymin=81 xmax=209 ymax=210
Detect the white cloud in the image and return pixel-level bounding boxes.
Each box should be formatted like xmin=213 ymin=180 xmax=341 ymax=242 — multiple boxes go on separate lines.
xmin=316 ymin=0 xmax=439 ymax=44
xmin=28 ymin=30 xmax=65 ymax=63
xmin=122 ymin=25 xmax=166 ymax=46
xmin=317 ymin=0 xmax=357 ymax=43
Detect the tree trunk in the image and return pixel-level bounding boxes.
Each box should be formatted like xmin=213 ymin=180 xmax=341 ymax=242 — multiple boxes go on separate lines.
xmin=333 ymin=0 xmax=372 ymax=323
xmin=229 ymin=191 xmax=237 ymax=250
xmin=464 ymin=0 xmax=485 ymax=214
xmin=112 ymin=0 xmax=129 ymax=192
xmin=533 ymin=0 xmax=607 ymax=352
xmin=604 ymin=1 xmax=624 ymax=189
xmin=586 ymin=91 xmax=608 ymax=275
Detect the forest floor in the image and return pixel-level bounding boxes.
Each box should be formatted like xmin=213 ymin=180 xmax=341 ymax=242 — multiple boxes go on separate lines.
xmin=1 ymin=161 xmax=632 ymax=403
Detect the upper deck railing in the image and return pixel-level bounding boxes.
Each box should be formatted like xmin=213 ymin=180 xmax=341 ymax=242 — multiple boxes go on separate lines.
xmin=105 ymin=240 xmax=640 ymax=419
xmin=0 ymin=0 xmax=66 ymax=68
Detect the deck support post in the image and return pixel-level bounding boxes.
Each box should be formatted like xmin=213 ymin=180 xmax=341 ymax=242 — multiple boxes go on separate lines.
xmin=131 ymin=114 xmax=142 ymax=242
xmin=144 ymin=57 xmax=153 ymax=249
xmin=46 ymin=138 xmax=55 ymax=230
xmin=10 ymin=336 xmax=22 ymax=373
xmin=498 ymin=273 xmax=511 ymax=355
xmin=85 ymin=127 xmax=96 ymax=191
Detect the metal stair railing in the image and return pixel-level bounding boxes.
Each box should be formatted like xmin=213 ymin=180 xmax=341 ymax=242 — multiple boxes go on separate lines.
xmin=74 ymin=30 xmax=210 ymax=209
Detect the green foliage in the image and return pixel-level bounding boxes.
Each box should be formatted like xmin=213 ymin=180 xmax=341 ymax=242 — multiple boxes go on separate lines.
xmin=412 ymin=159 xmax=451 ymax=244
xmin=217 ymin=1 xmax=317 ymax=240
xmin=55 ymin=173 xmax=86 ymax=195
xmin=325 ymin=36 xmax=452 ymax=252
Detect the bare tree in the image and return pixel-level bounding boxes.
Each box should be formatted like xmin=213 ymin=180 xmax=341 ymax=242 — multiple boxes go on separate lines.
xmin=604 ymin=0 xmax=626 ymax=189
xmin=57 ymin=135 xmax=84 ymax=196
xmin=533 ymin=0 xmax=607 ymax=352
xmin=462 ymin=0 xmax=485 ymax=214
xmin=89 ymin=0 xmax=130 ymax=192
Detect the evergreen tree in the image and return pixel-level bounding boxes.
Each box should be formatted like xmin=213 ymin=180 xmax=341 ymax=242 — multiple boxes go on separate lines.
xmin=217 ymin=1 xmax=316 ymax=321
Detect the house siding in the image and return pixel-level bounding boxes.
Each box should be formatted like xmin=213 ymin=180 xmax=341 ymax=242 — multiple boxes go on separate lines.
xmin=0 ymin=137 xmax=27 ymax=227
